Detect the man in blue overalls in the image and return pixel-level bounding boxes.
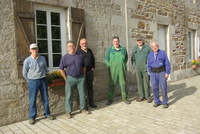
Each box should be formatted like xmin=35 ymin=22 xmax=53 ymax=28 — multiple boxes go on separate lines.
xmin=147 ymin=41 xmax=171 ymax=108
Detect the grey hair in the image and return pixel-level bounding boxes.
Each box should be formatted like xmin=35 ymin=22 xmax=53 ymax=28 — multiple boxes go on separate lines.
xmin=66 ymin=40 xmax=74 ymax=46
xmin=150 ymin=41 xmax=159 ymax=47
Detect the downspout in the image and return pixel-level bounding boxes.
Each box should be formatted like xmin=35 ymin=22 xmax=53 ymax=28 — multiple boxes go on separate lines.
xmin=125 ymin=0 xmax=129 ymax=70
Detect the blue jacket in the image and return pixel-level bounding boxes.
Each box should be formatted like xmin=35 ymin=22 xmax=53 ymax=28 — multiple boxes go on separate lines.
xmin=147 ymin=49 xmax=171 ymax=74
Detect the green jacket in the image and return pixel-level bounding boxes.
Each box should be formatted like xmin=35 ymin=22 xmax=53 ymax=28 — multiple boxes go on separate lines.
xmin=105 ymin=45 xmax=128 ymax=71
xmin=131 ymin=43 xmax=151 ymax=69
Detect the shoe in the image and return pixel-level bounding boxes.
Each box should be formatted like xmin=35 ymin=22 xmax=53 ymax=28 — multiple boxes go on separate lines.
xmin=81 ymin=109 xmax=90 ymax=115
xmin=47 ymin=115 xmax=54 ymax=120
xmin=146 ymin=99 xmax=152 ymax=103
xmin=29 ymin=119 xmax=35 ymax=125
xmin=163 ymin=104 xmax=169 ymax=108
xmin=136 ymin=98 xmax=144 ymax=102
xmin=66 ymin=113 xmax=72 ymax=119
xmin=153 ymin=103 xmax=161 ymax=107
xmin=89 ymin=103 xmax=97 ymax=108
xmin=106 ymin=100 xmax=113 ymax=105
xmin=124 ymin=100 xmax=131 ymax=104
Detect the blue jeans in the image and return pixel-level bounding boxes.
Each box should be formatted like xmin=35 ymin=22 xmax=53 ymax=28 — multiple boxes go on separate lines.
xmin=65 ymin=75 xmax=86 ymax=113
xmin=28 ymin=78 xmax=50 ymax=119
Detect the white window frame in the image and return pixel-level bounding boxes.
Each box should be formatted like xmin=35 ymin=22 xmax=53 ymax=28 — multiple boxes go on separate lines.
xmin=188 ymin=29 xmax=195 ymax=61
xmin=34 ymin=4 xmax=67 ymax=71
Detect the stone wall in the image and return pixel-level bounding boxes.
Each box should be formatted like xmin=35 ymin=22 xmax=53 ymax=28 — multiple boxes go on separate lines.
xmin=0 ymin=0 xmax=200 ymax=126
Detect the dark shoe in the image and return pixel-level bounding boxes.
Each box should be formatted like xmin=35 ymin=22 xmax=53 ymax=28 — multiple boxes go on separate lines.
xmin=81 ymin=109 xmax=90 ymax=115
xmin=146 ymin=99 xmax=152 ymax=103
xmin=89 ymin=103 xmax=97 ymax=108
xmin=124 ymin=100 xmax=131 ymax=104
xmin=29 ymin=119 xmax=35 ymax=125
xmin=163 ymin=104 xmax=169 ymax=108
xmin=106 ymin=100 xmax=113 ymax=105
xmin=136 ymin=98 xmax=144 ymax=102
xmin=66 ymin=113 xmax=72 ymax=119
xmin=153 ymin=103 xmax=161 ymax=107
xmin=47 ymin=115 xmax=54 ymax=120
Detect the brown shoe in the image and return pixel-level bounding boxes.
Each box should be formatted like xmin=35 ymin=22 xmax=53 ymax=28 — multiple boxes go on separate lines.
xmin=146 ymin=99 xmax=152 ymax=103
xmin=81 ymin=109 xmax=90 ymax=115
xmin=29 ymin=119 xmax=35 ymax=125
xmin=47 ymin=115 xmax=54 ymax=120
xmin=66 ymin=113 xmax=72 ymax=119
xmin=136 ymin=98 xmax=144 ymax=102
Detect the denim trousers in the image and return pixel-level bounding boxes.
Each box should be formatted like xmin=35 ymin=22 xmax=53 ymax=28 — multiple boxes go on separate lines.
xmin=28 ymin=78 xmax=50 ymax=119
xmin=65 ymin=75 xmax=86 ymax=113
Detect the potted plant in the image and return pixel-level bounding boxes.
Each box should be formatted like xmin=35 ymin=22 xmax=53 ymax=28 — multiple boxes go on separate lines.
xmin=46 ymin=71 xmax=65 ymax=87
xmin=191 ymin=60 xmax=200 ymax=68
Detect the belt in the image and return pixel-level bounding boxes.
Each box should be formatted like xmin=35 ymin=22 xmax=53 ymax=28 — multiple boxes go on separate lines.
xmin=151 ymin=66 xmax=166 ymax=73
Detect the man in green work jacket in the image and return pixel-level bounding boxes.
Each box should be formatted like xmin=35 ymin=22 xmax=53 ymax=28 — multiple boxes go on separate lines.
xmin=131 ymin=36 xmax=152 ymax=103
xmin=105 ymin=36 xmax=130 ymax=105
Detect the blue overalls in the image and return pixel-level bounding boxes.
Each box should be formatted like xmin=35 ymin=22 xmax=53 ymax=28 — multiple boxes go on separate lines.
xmin=147 ymin=49 xmax=171 ymax=105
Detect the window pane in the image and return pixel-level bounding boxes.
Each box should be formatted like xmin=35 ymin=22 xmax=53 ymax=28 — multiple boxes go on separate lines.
xmin=37 ymin=25 xmax=47 ymax=38
xmin=41 ymin=54 xmax=49 ymax=67
xmin=38 ymin=40 xmax=48 ymax=53
xmin=36 ymin=10 xmax=47 ymax=24
xmin=51 ymin=26 xmax=61 ymax=39
xmin=52 ymin=40 xmax=61 ymax=53
xmin=51 ymin=12 xmax=60 ymax=25
xmin=53 ymin=54 xmax=62 ymax=67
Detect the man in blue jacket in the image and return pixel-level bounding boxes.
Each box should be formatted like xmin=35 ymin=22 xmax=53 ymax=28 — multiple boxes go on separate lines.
xmin=147 ymin=41 xmax=171 ymax=108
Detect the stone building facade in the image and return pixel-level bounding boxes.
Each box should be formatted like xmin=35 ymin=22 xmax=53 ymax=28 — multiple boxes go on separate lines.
xmin=0 ymin=0 xmax=200 ymax=126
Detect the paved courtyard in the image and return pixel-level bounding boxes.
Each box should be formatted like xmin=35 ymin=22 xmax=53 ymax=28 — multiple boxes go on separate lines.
xmin=0 ymin=75 xmax=200 ymax=134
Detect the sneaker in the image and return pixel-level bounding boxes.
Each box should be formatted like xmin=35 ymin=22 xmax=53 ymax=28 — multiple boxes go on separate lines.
xmin=153 ymin=103 xmax=161 ymax=107
xmin=146 ymin=99 xmax=152 ymax=103
xmin=163 ymin=104 xmax=169 ymax=108
xmin=136 ymin=98 xmax=144 ymax=102
xmin=124 ymin=100 xmax=131 ymax=104
xmin=47 ymin=115 xmax=54 ymax=120
xmin=81 ymin=109 xmax=90 ymax=115
xmin=106 ymin=100 xmax=113 ymax=105
xmin=29 ymin=119 xmax=35 ymax=125
xmin=66 ymin=113 xmax=72 ymax=119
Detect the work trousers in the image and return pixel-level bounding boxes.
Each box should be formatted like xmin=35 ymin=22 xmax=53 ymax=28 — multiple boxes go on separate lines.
xmin=65 ymin=75 xmax=86 ymax=113
xmin=85 ymin=70 xmax=95 ymax=105
xmin=150 ymin=72 xmax=168 ymax=105
xmin=108 ymin=69 xmax=127 ymax=101
xmin=135 ymin=66 xmax=151 ymax=99
xmin=28 ymin=78 xmax=50 ymax=119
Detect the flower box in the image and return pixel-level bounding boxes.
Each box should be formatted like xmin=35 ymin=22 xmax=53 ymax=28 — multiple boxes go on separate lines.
xmin=47 ymin=71 xmax=65 ymax=87
xmin=48 ymin=79 xmax=65 ymax=87
xmin=192 ymin=65 xmax=199 ymax=69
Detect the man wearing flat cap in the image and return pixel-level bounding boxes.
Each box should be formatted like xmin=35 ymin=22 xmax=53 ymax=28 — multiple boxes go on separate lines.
xmin=131 ymin=36 xmax=152 ymax=103
xmin=23 ymin=43 xmax=54 ymax=125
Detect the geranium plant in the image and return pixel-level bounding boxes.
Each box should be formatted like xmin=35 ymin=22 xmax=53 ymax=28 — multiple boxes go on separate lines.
xmin=46 ymin=71 xmax=63 ymax=83
xmin=191 ymin=60 xmax=200 ymax=65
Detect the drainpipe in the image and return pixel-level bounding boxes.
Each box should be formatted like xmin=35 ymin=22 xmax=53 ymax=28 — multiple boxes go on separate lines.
xmin=125 ymin=0 xmax=129 ymax=70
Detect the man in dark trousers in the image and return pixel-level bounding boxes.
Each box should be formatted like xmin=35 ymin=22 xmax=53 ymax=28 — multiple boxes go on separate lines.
xmin=77 ymin=38 xmax=97 ymax=108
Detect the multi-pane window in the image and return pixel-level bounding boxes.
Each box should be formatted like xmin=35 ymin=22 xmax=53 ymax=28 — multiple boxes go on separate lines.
xmin=35 ymin=5 xmax=66 ymax=69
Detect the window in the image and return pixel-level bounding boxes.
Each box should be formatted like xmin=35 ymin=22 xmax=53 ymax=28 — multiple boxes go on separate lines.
xmin=157 ymin=24 xmax=168 ymax=51
xmin=188 ymin=0 xmax=196 ymax=3
xmin=35 ymin=5 xmax=66 ymax=70
xmin=188 ymin=30 xmax=195 ymax=60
